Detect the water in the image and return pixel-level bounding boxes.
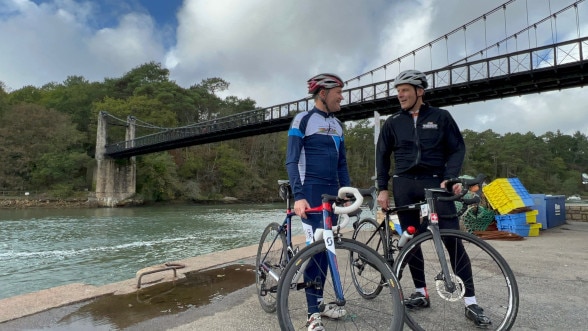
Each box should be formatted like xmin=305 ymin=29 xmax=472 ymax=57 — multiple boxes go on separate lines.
xmin=0 ymin=203 xmax=298 ymax=301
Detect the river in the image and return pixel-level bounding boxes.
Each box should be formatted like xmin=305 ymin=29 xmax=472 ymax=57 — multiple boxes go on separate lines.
xmin=0 ymin=203 xmax=300 ymax=301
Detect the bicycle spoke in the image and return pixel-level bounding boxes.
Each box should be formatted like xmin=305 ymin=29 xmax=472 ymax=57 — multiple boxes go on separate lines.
xmin=277 ymin=238 xmax=404 ymax=331
xmin=393 ymin=230 xmax=518 ymax=331
xmin=256 ymin=222 xmax=287 ymax=313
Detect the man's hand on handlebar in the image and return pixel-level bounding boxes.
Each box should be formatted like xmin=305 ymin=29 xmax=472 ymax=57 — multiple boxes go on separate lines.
xmin=377 ymin=190 xmax=390 ymax=210
xmin=441 ymin=180 xmax=463 ymax=195
xmin=294 ymin=199 xmax=310 ymax=219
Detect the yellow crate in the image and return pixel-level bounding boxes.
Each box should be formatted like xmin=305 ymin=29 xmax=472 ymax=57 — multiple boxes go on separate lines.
xmin=529 ymin=223 xmax=542 ymax=236
xmin=482 ymin=178 xmax=525 ymax=214
xmin=525 ymin=210 xmax=538 ymax=224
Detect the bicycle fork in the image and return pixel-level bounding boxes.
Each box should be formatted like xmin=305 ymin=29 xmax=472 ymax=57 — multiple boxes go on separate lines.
xmin=288 ymin=217 xmax=345 ymax=306
xmin=428 ymin=220 xmax=458 ymax=293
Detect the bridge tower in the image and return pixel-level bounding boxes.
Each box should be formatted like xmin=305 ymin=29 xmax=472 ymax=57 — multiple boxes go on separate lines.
xmin=94 ymin=112 xmax=137 ymax=207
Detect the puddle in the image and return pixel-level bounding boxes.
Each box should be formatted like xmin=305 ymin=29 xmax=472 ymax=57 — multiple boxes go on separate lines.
xmin=55 ymin=264 xmax=255 ymax=330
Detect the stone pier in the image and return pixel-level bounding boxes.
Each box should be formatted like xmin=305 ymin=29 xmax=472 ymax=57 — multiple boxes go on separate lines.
xmin=94 ymin=112 xmax=136 ymax=207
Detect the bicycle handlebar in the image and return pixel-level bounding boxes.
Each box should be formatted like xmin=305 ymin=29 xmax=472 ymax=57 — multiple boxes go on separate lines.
xmin=460 ymin=195 xmax=481 ymax=205
xmin=334 ymin=187 xmax=364 ymax=215
xmin=437 ymin=173 xmax=487 ymax=202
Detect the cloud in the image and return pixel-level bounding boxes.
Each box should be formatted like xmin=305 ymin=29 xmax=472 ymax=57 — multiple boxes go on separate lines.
xmin=0 ymin=0 xmax=164 ymax=87
xmin=0 ymin=0 xmax=586 ymax=137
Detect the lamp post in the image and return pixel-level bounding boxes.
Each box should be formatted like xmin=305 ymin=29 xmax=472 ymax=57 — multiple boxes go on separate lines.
xmin=373 ymin=111 xmax=381 ymax=189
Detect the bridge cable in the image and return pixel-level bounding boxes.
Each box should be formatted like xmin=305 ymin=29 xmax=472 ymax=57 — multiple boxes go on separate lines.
xmin=344 ymin=0 xmax=519 ymax=84
xmin=446 ymin=0 xmax=585 ymax=67
xmin=526 ymin=0 xmax=531 ymax=50
xmin=576 ymin=3 xmax=581 ymax=38
xmin=503 ymin=3 xmax=508 ymax=54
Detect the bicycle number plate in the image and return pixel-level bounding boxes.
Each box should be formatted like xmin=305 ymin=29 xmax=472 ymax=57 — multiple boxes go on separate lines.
xmin=420 ymin=204 xmax=429 ymax=217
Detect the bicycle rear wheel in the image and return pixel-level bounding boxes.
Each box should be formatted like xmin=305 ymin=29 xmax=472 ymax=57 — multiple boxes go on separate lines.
xmin=255 ymin=222 xmax=287 ymax=313
xmin=277 ymin=238 xmax=404 ymax=331
xmin=350 ymin=217 xmax=386 ymax=299
xmin=392 ymin=229 xmax=519 ymax=331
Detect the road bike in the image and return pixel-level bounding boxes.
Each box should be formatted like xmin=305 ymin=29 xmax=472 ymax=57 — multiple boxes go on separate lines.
xmin=255 ymin=180 xmax=378 ymax=313
xmin=256 ymin=181 xmax=405 ymax=330
xmin=352 ymin=174 xmax=519 ymax=330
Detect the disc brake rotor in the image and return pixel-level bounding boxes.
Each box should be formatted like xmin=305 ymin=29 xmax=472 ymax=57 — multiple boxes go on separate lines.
xmin=435 ymin=274 xmax=465 ymax=302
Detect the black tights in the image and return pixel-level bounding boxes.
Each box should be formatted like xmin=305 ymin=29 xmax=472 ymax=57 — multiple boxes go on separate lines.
xmin=393 ymin=175 xmax=475 ymax=297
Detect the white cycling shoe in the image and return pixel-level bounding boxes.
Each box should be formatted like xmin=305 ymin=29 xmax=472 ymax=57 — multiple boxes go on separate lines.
xmin=319 ymin=302 xmax=347 ymax=319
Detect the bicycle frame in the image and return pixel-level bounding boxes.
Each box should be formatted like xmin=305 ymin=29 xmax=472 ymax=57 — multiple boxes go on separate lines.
xmin=351 ymin=174 xmax=519 ymax=330
xmin=402 ymin=175 xmax=486 ymax=294
xmin=260 ymin=185 xmax=363 ymax=305
xmin=288 ymin=189 xmax=362 ymax=305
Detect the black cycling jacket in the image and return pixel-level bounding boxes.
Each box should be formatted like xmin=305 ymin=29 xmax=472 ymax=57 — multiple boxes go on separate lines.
xmin=376 ymin=103 xmax=465 ymax=191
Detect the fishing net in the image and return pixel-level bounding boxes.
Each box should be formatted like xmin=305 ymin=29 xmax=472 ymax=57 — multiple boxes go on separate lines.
xmin=460 ymin=205 xmax=496 ymax=233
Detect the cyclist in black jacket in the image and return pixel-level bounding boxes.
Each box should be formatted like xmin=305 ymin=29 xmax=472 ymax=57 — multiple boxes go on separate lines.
xmin=375 ymin=69 xmax=491 ymax=327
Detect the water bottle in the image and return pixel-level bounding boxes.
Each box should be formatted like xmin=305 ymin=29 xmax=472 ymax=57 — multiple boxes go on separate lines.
xmin=397 ymin=226 xmax=416 ymax=248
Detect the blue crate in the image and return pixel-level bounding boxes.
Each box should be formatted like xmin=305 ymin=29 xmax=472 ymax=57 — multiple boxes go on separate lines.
xmin=507 ymin=178 xmax=534 ymax=207
xmin=495 ymin=213 xmax=528 ymax=227
xmin=498 ymin=223 xmax=530 ymax=237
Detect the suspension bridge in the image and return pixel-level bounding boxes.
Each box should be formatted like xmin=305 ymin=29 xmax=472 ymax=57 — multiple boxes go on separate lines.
xmin=95 ymin=0 xmax=588 ymax=206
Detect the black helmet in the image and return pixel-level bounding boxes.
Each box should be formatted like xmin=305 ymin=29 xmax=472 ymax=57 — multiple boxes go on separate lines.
xmin=394 ymin=70 xmax=428 ymax=89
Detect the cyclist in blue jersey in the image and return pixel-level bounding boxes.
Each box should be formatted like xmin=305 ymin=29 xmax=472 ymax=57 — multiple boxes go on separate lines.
xmin=376 ymin=69 xmax=492 ymax=327
xmin=286 ymin=73 xmax=350 ymax=331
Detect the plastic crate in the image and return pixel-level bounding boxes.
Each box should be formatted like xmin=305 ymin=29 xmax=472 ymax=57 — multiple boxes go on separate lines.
xmin=482 ymin=178 xmax=533 ymax=214
xmin=525 ymin=210 xmax=538 ymax=224
xmin=497 ymin=223 xmax=530 ymax=237
xmin=508 ymin=178 xmax=534 ymax=207
xmin=529 ymin=223 xmax=542 ymax=236
xmin=495 ymin=213 xmax=528 ymax=227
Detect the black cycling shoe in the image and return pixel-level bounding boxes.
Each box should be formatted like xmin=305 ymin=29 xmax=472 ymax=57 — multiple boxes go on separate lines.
xmin=403 ymin=292 xmax=430 ymax=309
xmin=465 ymin=304 xmax=492 ymax=327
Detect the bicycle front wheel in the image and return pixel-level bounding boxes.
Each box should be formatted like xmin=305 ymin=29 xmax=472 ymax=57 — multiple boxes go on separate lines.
xmin=277 ymin=238 xmax=404 ymax=331
xmin=255 ymin=222 xmax=287 ymax=313
xmin=392 ymin=229 xmax=519 ymax=331
xmin=350 ymin=217 xmax=386 ymax=299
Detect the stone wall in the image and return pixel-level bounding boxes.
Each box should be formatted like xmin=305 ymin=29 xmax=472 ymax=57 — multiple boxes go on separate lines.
xmin=566 ymin=204 xmax=588 ymax=222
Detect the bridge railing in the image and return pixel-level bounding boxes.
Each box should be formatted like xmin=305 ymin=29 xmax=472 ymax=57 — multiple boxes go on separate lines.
xmin=434 ymin=37 xmax=587 ymax=87
xmin=105 ymin=37 xmax=587 ymax=156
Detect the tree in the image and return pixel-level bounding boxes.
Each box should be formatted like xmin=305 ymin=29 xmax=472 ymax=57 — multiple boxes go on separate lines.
xmin=92 ymin=95 xmax=178 ymax=144
xmin=103 ymin=62 xmax=170 ymax=99
xmin=0 ymin=81 xmax=8 ymax=115
xmin=136 ymin=153 xmax=182 ymax=201
xmin=344 ymin=120 xmax=376 ymax=188
xmin=0 ymin=103 xmax=88 ymax=190
xmin=7 ymin=85 xmax=43 ymax=105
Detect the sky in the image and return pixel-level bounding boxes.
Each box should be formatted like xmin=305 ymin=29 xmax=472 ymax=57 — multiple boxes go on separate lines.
xmin=1 ymin=0 xmax=587 ymax=136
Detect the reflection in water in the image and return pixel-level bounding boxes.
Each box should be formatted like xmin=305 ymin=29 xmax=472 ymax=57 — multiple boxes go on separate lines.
xmin=57 ymin=264 xmax=255 ymax=330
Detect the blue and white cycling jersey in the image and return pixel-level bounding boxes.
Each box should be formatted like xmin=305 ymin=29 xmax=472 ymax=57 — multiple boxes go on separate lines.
xmin=286 ymin=107 xmax=350 ymax=202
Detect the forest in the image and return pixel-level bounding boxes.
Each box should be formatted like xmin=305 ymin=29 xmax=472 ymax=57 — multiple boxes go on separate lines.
xmin=1 ymin=62 xmax=586 ymax=202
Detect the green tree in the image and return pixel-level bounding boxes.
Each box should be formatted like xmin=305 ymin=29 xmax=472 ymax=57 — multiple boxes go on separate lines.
xmin=7 ymin=85 xmax=43 ymax=105
xmin=0 ymin=104 xmax=88 ymax=190
xmin=103 ymin=61 xmax=170 ymax=99
xmin=345 ymin=119 xmax=376 ymax=188
xmin=136 ymin=153 xmax=182 ymax=201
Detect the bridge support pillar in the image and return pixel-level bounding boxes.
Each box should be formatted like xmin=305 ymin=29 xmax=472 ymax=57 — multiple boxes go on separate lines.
xmin=94 ymin=112 xmax=137 ymax=207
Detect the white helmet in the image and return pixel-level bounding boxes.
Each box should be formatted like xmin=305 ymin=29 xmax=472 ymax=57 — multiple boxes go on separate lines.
xmin=394 ymin=70 xmax=428 ymax=89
